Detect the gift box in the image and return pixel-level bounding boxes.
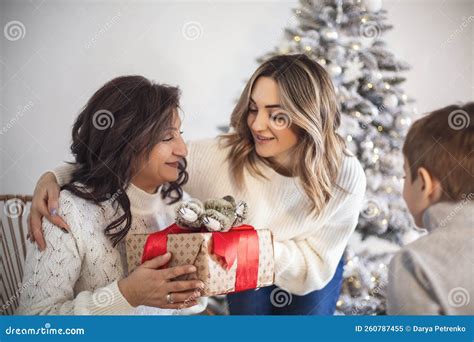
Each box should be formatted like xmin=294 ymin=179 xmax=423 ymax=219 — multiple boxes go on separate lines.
xmin=125 ymin=224 xmax=274 ymax=296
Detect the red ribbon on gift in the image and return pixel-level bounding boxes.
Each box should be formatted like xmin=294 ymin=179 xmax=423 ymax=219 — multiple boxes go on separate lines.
xmin=141 ymin=224 xmax=259 ymax=292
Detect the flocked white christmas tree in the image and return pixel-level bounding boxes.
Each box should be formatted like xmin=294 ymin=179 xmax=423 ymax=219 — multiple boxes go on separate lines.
xmin=259 ymin=0 xmax=423 ymax=314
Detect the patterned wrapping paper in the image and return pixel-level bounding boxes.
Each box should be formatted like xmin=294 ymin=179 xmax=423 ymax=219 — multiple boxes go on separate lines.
xmin=125 ymin=229 xmax=275 ymax=296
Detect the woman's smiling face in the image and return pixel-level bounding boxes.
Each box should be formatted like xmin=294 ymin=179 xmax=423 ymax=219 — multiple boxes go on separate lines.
xmin=247 ymin=76 xmax=299 ymax=168
xmin=132 ymin=113 xmax=187 ymax=192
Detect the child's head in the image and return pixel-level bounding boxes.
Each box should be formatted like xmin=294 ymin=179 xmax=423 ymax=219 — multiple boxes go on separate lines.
xmin=402 ymin=102 xmax=473 ymax=227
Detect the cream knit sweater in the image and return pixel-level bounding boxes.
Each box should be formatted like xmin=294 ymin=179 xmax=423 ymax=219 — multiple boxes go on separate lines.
xmin=47 ymin=138 xmax=366 ymax=295
xmin=16 ymin=183 xmax=207 ymax=315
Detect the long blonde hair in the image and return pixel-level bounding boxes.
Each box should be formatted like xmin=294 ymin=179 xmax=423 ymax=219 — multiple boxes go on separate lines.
xmin=221 ymin=54 xmax=346 ymax=215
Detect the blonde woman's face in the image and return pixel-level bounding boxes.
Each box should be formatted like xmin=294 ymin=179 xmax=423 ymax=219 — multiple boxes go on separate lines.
xmin=247 ymin=77 xmax=298 ymax=166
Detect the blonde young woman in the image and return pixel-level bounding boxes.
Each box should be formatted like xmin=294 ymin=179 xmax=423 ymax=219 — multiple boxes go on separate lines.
xmin=28 ymin=54 xmax=366 ymax=315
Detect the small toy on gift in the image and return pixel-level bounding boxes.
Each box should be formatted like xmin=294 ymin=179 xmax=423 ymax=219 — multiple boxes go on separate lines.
xmin=175 ymin=195 xmax=248 ymax=232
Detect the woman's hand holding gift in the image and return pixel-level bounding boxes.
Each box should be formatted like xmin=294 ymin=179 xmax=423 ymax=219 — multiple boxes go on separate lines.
xmin=118 ymin=252 xmax=204 ymax=309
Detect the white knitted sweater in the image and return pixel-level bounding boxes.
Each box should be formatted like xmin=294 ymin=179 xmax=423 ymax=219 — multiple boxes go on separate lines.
xmin=184 ymin=139 xmax=366 ymax=295
xmin=16 ymin=183 xmax=207 ymax=315
xmin=47 ymin=138 xmax=366 ymax=295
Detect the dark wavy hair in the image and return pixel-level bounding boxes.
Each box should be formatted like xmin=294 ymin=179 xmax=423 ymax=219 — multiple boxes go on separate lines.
xmin=62 ymin=75 xmax=188 ymax=247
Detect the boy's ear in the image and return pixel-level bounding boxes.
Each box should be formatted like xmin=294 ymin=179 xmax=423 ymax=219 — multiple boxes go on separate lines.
xmin=417 ymin=167 xmax=442 ymax=200
xmin=417 ymin=167 xmax=430 ymax=191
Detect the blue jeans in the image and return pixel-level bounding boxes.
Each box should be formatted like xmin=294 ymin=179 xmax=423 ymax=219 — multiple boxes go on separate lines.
xmin=226 ymin=257 xmax=344 ymax=315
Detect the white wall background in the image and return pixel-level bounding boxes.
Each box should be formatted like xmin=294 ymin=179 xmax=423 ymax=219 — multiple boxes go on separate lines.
xmin=0 ymin=0 xmax=473 ymax=194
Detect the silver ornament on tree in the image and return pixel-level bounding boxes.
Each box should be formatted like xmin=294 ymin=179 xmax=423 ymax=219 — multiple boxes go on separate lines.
xmin=372 ymin=70 xmax=384 ymax=81
xmin=328 ymin=63 xmax=343 ymax=77
xmin=363 ymin=0 xmax=383 ymax=13
xmin=343 ymin=57 xmax=364 ymax=83
xmin=383 ymin=93 xmax=398 ymax=111
xmin=321 ymin=27 xmax=339 ymax=42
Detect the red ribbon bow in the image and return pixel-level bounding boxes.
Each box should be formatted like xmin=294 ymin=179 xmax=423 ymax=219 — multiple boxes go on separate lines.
xmin=141 ymin=224 xmax=259 ymax=292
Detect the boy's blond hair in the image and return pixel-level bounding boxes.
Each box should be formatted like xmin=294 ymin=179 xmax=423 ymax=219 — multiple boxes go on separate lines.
xmin=402 ymin=102 xmax=473 ymax=201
